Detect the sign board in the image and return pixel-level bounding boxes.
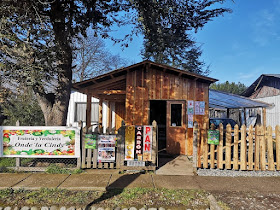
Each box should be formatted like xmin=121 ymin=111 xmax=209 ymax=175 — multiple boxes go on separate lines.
xmin=125 ymin=126 xmax=135 ymax=160
xmin=127 ymin=160 xmax=145 ymax=167
xmin=134 ymin=126 xmax=143 ymax=161
xmin=207 ymin=130 xmax=220 ymax=145
xmin=97 ymin=135 xmax=116 ymax=162
xmin=0 ymin=126 xmax=80 ymax=158
xmin=85 ymin=134 xmax=97 ymax=149
xmin=143 ymin=126 xmax=153 ymax=161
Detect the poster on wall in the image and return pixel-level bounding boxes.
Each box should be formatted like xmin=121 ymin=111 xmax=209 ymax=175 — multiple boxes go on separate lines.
xmin=143 ymin=125 xmax=153 ymax=161
xmin=134 ymin=126 xmax=143 ymax=161
xmin=0 ymin=126 xmax=80 ymax=158
xmin=97 ymin=135 xmax=116 ymax=162
xmin=85 ymin=134 xmax=97 ymax=149
xmin=188 ymin=115 xmax=194 ymax=128
xmin=199 ymin=101 xmax=205 ymax=115
xmin=195 ymin=101 xmax=200 ymax=115
xmin=125 ymin=126 xmax=135 ymax=160
xmin=187 ymin=100 xmax=194 ymax=115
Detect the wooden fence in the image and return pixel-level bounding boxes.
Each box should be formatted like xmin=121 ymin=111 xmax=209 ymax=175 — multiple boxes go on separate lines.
xmin=193 ymin=122 xmax=280 ymax=171
xmin=81 ymin=121 xmax=158 ymax=171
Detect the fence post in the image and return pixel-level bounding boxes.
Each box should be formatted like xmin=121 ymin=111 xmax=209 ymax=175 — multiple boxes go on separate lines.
xmin=76 ymin=121 xmax=83 ymax=169
xmin=116 ymin=121 xmax=125 ymax=169
xmin=193 ymin=121 xmax=198 ymax=171
xmin=15 ymin=120 xmax=21 ymax=169
xmin=240 ymin=124 xmax=247 ymax=170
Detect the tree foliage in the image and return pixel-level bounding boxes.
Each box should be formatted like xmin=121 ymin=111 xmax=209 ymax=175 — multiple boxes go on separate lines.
xmin=0 ymin=0 xmax=231 ymax=125
xmin=210 ymin=81 xmax=247 ymax=95
xmin=134 ymin=0 xmax=231 ymax=75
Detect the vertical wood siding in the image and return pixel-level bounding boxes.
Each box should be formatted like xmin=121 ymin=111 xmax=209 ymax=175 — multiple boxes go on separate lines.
xmin=125 ymin=66 xmax=210 ymax=155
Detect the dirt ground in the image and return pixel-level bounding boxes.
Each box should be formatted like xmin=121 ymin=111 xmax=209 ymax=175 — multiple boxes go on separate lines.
xmin=212 ymin=191 xmax=280 ymax=210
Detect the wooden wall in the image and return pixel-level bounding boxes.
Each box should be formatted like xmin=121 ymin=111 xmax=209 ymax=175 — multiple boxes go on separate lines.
xmin=125 ymin=66 xmax=210 ymax=155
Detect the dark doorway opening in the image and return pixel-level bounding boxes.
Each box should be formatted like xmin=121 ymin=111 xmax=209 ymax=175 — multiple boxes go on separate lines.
xmin=149 ymin=100 xmax=166 ymax=152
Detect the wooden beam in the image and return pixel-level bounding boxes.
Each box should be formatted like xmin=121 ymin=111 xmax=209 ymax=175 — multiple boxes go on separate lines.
xmin=98 ymin=94 xmax=126 ymax=101
xmin=86 ymin=92 xmax=92 ymax=129
xmin=81 ymin=75 xmax=126 ymax=91
xmin=95 ymin=90 xmax=126 ymax=95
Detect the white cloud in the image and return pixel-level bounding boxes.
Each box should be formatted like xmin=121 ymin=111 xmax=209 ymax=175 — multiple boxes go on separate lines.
xmin=251 ymin=2 xmax=280 ymax=46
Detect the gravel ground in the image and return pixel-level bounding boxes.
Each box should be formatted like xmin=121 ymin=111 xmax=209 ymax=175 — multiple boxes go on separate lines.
xmin=197 ymin=169 xmax=280 ymax=177
xmin=212 ymin=191 xmax=280 ymax=210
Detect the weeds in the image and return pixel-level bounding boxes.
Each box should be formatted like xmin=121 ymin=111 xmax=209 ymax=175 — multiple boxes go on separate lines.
xmin=45 ymin=164 xmax=83 ymax=174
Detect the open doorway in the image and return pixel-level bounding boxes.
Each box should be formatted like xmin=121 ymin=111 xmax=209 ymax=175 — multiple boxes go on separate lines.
xmin=149 ymin=100 xmax=166 ymax=152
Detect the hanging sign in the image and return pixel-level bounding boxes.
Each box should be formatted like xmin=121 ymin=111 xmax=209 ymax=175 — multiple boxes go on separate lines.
xmin=97 ymin=135 xmax=116 ymax=162
xmin=85 ymin=134 xmax=97 ymax=149
xmin=125 ymin=126 xmax=135 ymax=160
xmin=0 ymin=126 xmax=80 ymax=158
xmin=134 ymin=126 xmax=143 ymax=161
xmin=143 ymin=125 xmax=153 ymax=161
xmin=207 ymin=130 xmax=220 ymax=145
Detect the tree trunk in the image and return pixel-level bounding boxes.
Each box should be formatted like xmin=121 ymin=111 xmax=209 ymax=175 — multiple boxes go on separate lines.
xmin=34 ymin=1 xmax=73 ymax=126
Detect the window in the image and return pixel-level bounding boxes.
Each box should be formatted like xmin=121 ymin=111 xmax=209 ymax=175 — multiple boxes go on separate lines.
xmin=75 ymin=102 xmax=99 ymax=123
xmin=171 ymin=104 xmax=182 ymax=126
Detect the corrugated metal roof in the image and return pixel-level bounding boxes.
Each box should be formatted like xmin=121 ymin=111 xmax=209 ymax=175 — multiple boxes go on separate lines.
xmin=209 ymin=89 xmax=270 ymax=109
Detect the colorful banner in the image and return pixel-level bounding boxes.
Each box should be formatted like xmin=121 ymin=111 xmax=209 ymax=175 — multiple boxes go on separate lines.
xmin=143 ymin=125 xmax=153 ymax=161
xmin=0 ymin=126 xmax=80 ymax=158
xmin=97 ymin=135 xmax=116 ymax=162
xmin=207 ymin=130 xmax=220 ymax=145
xmin=85 ymin=134 xmax=97 ymax=149
xmin=125 ymin=126 xmax=135 ymax=160
xmin=135 ymin=126 xmax=143 ymax=161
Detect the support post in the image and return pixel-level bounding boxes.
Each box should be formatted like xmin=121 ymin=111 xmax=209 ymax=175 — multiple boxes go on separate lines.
xmin=262 ymin=107 xmax=266 ymax=127
xmin=15 ymin=120 xmax=21 ymax=168
xmin=99 ymin=99 xmax=103 ymax=134
xmin=193 ymin=121 xmax=198 ymax=172
xmin=152 ymin=120 xmax=157 ymax=166
xmin=86 ymin=92 xmax=92 ymax=129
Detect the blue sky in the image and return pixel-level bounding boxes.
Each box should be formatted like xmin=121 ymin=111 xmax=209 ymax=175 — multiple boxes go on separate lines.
xmin=105 ymin=0 xmax=280 ymax=86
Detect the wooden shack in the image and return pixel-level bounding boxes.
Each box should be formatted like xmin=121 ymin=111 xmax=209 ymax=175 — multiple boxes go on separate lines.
xmin=73 ymin=60 xmax=217 ymax=155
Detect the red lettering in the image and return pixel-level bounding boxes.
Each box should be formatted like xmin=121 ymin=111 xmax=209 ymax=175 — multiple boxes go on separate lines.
xmin=145 ymin=135 xmax=150 ymax=142
xmin=145 ymin=144 xmax=151 ymax=151
xmin=145 ymin=126 xmax=151 ymax=134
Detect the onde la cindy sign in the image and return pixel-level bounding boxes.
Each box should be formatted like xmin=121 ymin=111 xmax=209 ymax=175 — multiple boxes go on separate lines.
xmin=0 ymin=126 xmax=80 ymax=158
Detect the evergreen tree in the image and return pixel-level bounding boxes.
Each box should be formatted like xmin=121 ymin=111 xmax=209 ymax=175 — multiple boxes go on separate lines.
xmin=210 ymin=81 xmax=247 ymax=95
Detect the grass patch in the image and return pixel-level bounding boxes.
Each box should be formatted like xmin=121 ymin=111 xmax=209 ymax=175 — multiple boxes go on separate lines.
xmin=0 ymin=188 xmax=210 ymax=209
xmin=45 ymin=164 xmax=83 ymax=174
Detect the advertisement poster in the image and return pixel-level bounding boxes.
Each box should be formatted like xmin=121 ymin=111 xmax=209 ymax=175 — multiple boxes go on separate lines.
xmin=85 ymin=134 xmax=97 ymax=149
xmin=0 ymin=126 xmax=80 ymax=158
xmin=207 ymin=130 xmax=220 ymax=145
xmin=187 ymin=100 xmax=194 ymax=115
xmin=143 ymin=126 xmax=153 ymax=161
xmin=188 ymin=115 xmax=194 ymax=128
xmin=195 ymin=101 xmax=200 ymax=115
xmin=199 ymin=101 xmax=205 ymax=115
xmin=125 ymin=126 xmax=135 ymax=160
xmin=97 ymin=135 xmax=116 ymax=162
xmin=134 ymin=126 xmax=143 ymax=161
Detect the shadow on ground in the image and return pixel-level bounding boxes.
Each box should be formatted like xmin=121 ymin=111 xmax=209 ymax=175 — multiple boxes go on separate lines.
xmin=85 ymin=173 xmax=141 ymax=209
